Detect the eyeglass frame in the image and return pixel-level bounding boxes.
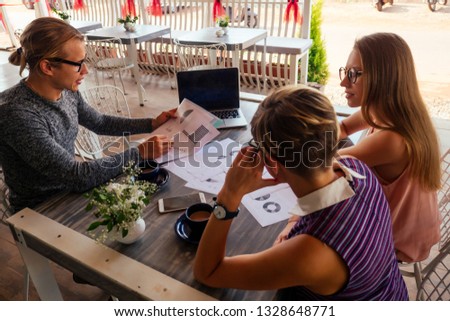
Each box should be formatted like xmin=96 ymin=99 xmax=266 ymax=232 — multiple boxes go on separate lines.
xmin=339 ymin=67 xmax=363 ymax=84
xmin=47 ymin=57 xmax=86 ymax=72
xmin=246 ymin=138 xmax=267 ymax=161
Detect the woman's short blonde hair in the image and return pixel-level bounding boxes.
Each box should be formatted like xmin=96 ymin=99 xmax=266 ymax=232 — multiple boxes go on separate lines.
xmin=8 ymin=17 xmax=84 ymax=76
xmin=251 ymin=85 xmax=338 ymax=177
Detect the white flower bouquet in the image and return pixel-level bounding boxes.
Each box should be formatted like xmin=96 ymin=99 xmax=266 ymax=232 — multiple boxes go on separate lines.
xmin=85 ymin=162 xmax=158 ymax=243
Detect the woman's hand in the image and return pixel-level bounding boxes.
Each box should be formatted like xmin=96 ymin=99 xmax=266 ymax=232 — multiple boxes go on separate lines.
xmin=151 ymin=108 xmax=177 ymax=130
xmin=137 ymin=135 xmax=173 ymax=159
xmin=273 ymin=217 xmax=299 ymax=246
xmin=217 ymin=146 xmax=278 ymax=210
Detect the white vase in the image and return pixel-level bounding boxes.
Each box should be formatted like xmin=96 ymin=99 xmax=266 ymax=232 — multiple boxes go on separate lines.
xmin=221 ymin=26 xmax=229 ymax=35
xmin=124 ymin=22 xmax=136 ymax=32
xmin=116 ymin=217 xmax=146 ymax=244
xmin=63 ymin=19 xmax=70 ymax=24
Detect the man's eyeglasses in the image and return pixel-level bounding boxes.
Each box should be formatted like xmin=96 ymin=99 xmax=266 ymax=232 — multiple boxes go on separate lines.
xmin=48 ymin=58 xmax=86 ymax=72
xmin=339 ymin=67 xmax=363 ymax=84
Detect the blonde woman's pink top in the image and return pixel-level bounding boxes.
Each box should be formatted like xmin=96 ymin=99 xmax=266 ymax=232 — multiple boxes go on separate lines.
xmin=373 ymin=165 xmax=441 ymax=263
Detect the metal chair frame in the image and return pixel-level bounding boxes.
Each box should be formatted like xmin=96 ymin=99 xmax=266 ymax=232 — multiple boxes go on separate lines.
xmin=400 ymin=149 xmax=450 ymax=294
xmin=416 ymin=240 xmax=450 ymax=300
xmin=85 ymin=37 xmax=134 ymax=95
xmin=173 ymin=39 xmax=228 ymax=71
xmin=76 ymin=85 xmax=132 ymax=160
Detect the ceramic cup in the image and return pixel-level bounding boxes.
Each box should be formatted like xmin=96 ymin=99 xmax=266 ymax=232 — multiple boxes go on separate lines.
xmin=137 ymin=159 xmax=160 ymax=181
xmin=184 ymin=203 xmax=213 ymax=241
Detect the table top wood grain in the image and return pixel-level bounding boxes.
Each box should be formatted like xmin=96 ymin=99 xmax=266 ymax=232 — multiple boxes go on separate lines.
xmin=32 ymin=99 xmax=287 ymax=300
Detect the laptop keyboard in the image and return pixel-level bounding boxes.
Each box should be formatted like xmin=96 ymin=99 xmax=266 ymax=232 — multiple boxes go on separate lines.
xmin=212 ymin=110 xmax=240 ymax=119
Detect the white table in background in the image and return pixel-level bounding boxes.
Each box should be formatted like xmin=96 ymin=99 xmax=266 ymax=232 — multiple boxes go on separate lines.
xmin=86 ymin=25 xmax=171 ymax=106
xmin=177 ymin=27 xmax=267 ymax=73
xmin=70 ymin=20 xmax=102 ymax=34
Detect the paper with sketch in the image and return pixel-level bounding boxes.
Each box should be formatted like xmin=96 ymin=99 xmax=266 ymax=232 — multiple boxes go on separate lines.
xmin=151 ymin=99 xmax=220 ymax=163
xmin=242 ymin=185 xmax=296 ymax=227
xmin=166 ymin=138 xmax=239 ymax=194
xmin=165 ymin=137 xmax=296 ymax=227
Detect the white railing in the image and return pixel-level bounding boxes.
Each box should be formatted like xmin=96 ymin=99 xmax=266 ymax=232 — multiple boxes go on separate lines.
xmin=57 ymin=0 xmax=312 ymax=91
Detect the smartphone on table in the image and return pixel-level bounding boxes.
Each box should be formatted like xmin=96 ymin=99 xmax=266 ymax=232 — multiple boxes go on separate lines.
xmin=158 ymin=192 xmax=206 ymax=214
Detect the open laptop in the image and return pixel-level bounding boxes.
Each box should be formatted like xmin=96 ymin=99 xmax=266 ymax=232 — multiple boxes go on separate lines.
xmin=176 ymin=67 xmax=248 ymax=129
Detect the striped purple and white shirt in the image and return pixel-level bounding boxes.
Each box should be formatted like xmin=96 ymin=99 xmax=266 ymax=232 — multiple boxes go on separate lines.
xmin=278 ymin=157 xmax=408 ymax=301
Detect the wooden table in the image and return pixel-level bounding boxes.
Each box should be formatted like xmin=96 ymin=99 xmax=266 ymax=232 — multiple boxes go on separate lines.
xmin=86 ymin=25 xmax=171 ymax=106
xmin=6 ymin=99 xmax=287 ymax=301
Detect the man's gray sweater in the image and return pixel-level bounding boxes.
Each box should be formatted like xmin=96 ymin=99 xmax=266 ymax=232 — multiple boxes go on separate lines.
xmin=0 ymin=80 xmax=153 ymax=212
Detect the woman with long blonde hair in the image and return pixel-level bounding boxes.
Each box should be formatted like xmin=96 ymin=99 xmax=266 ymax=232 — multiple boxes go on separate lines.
xmin=337 ymin=32 xmax=441 ymax=263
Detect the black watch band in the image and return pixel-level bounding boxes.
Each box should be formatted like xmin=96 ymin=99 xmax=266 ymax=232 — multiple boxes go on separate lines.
xmin=212 ymin=202 xmax=239 ymax=220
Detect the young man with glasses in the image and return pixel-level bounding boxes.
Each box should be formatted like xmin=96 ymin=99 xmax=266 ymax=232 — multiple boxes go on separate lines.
xmin=0 ymin=17 xmax=176 ymax=213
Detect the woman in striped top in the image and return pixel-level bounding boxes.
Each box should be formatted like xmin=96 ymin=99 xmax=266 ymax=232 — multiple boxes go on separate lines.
xmin=194 ymin=85 xmax=408 ymax=300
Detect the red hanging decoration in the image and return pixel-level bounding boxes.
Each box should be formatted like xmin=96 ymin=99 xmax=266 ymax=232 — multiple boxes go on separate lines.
xmin=284 ymin=0 xmax=302 ymax=25
xmin=73 ymin=0 xmax=85 ymax=10
xmin=147 ymin=0 xmax=162 ymax=17
xmin=0 ymin=10 xmax=4 ymax=31
xmin=122 ymin=0 xmax=137 ymax=17
xmin=213 ymin=0 xmax=224 ymax=22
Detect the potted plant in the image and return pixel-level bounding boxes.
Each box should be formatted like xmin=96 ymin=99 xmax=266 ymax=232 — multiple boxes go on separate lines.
xmin=85 ymin=162 xmax=158 ymax=244
xmin=118 ymin=14 xmax=139 ymax=32
xmin=216 ymin=15 xmax=230 ymax=35
xmin=52 ymin=7 xmax=71 ymax=23
xmin=307 ymin=0 xmax=329 ymax=91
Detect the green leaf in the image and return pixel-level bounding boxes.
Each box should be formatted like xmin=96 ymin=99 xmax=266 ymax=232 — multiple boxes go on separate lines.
xmin=87 ymin=221 xmax=102 ymax=231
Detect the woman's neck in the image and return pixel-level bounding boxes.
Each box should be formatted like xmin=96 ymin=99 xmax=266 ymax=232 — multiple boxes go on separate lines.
xmin=287 ymin=167 xmax=342 ymax=199
xmin=25 ymin=76 xmax=62 ymax=102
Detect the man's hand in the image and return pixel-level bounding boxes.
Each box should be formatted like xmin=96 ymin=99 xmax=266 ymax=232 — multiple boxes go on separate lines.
xmin=152 ymin=108 xmax=177 ymax=130
xmin=137 ymin=135 xmax=173 ymax=159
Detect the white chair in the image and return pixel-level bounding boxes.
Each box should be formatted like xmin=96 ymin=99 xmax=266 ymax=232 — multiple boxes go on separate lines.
xmin=173 ymin=39 xmax=228 ymax=71
xmin=400 ymin=149 xmax=450 ymax=291
xmin=416 ymin=239 xmax=450 ymax=300
xmin=76 ymin=85 xmax=132 ymax=160
xmin=0 ymin=166 xmax=30 ymax=300
xmin=85 ymin=37 xmax=134 ymax=94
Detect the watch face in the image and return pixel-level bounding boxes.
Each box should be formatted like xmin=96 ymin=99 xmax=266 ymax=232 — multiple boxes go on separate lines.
xmin=213 ymin=205 xmax=226 ymax=219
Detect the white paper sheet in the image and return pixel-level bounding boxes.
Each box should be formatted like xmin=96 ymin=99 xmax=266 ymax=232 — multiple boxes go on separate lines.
xmin=149 ymin=99 xmax=221 ymax=164
xmin=165 ymin=138 xmax=297 ymax=227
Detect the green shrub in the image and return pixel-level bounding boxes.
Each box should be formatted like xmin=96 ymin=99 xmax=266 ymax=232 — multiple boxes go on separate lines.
xmin=307 ymin=0 xmax=329 ymax=85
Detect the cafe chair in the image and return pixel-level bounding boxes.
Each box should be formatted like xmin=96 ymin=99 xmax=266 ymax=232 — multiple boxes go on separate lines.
xmin=0 ymin=167 xmax=30 ymax=300
xmin=416 ymin=239 xmax=450 ymax=300
xmin=173 ymin=39 xmax=228 ymax=71
xmin=400 ymin=149 xmax=450 ymax=292
xmin=76 ymin=85 xmax=132 ymax=160
xmin=85 ymin=37 xmax=134 ymax=95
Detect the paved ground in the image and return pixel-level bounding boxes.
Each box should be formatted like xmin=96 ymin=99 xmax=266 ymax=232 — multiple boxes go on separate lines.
xmin=322 ymin=0 xmax=450 ymax=119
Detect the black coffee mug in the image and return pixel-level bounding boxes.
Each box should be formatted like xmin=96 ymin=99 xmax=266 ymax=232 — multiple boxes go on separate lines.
xmin=137 ymin=160 xmax=160 ymax=181
xmin=184 ymin=203 xmax=213 ymax=241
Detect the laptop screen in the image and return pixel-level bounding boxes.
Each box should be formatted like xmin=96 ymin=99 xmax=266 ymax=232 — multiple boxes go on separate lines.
xmin=176 ymin=68 xmax=240 ymax=111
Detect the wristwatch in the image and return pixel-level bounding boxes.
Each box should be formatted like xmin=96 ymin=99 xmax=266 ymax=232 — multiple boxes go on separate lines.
xmin=212 ymin=203 xmax=239 ymax=220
